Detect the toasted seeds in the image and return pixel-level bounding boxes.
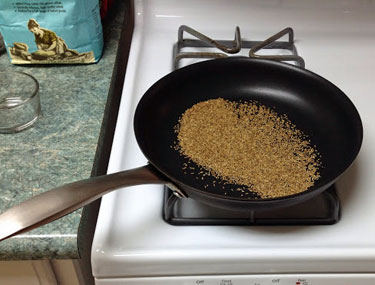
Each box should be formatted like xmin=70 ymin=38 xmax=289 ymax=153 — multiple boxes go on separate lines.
xmin=174 ymin=98 xmax=321 ymax=199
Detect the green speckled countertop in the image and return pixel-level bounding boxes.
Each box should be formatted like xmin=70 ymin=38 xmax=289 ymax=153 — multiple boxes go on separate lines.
xmin=0 ymin=2 xmax=125 ymax=260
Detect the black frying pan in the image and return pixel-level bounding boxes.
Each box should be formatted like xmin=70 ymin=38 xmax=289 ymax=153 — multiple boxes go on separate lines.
xmin=0 ymin=58 xmax=362 ymax=241
xmin=134 ymin=57 xmax=362 ymax=210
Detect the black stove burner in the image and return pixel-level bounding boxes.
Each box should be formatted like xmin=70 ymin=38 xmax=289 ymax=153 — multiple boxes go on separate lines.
xmin=163 ymin=186 xmax=340 ymax=226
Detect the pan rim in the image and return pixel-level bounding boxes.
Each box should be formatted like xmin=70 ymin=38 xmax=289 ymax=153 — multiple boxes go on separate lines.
xmin=134 ymin=57 xmax=363 ymax=203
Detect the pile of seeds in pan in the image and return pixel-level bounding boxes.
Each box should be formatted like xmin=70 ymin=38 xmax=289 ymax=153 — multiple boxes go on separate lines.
xmin=174 ymin=98 xmax=321 ymax=199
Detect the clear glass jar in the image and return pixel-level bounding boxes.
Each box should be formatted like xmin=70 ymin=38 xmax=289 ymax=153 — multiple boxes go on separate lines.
xmin=0 ymin=71 xmax=41 ymax=133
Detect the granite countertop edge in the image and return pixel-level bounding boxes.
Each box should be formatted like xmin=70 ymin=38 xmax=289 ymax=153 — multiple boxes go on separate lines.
xmin=0 ymin=2 xmax=126 ymax=260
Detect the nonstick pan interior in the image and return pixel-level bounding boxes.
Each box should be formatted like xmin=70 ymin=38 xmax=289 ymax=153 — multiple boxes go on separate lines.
xmin=134 ymin=57 xmax=363 ymax=201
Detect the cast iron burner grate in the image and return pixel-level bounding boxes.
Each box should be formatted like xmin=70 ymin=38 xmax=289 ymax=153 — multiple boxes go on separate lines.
xmin=163 ymin=186 xmax=340 ymax=226
xmin=173 ymin=25 xmax=305 ymax=69
xmin=166 ymin=26 xmax=340 ymax=226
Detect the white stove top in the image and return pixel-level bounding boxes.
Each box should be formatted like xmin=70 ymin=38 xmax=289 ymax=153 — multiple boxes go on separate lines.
xmin=92 ymin=0 xmax=375 ymax=282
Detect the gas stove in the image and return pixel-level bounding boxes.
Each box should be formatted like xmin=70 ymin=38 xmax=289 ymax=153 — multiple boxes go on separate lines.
xmin=92 ymin=0 xmax=375 ymax=284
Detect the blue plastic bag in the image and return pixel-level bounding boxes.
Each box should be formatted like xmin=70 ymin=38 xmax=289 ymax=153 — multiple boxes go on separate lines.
xmin=0 ymin=0 xmax=103 ymax=64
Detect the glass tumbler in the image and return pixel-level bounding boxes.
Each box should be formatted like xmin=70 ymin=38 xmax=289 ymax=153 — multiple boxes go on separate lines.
xmin=0 ymin=71 xmax=41 ymax=133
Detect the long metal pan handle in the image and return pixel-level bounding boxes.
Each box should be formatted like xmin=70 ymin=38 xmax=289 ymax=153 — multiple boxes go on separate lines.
xmin=0 ymin=164 xmax=170 ymax=242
